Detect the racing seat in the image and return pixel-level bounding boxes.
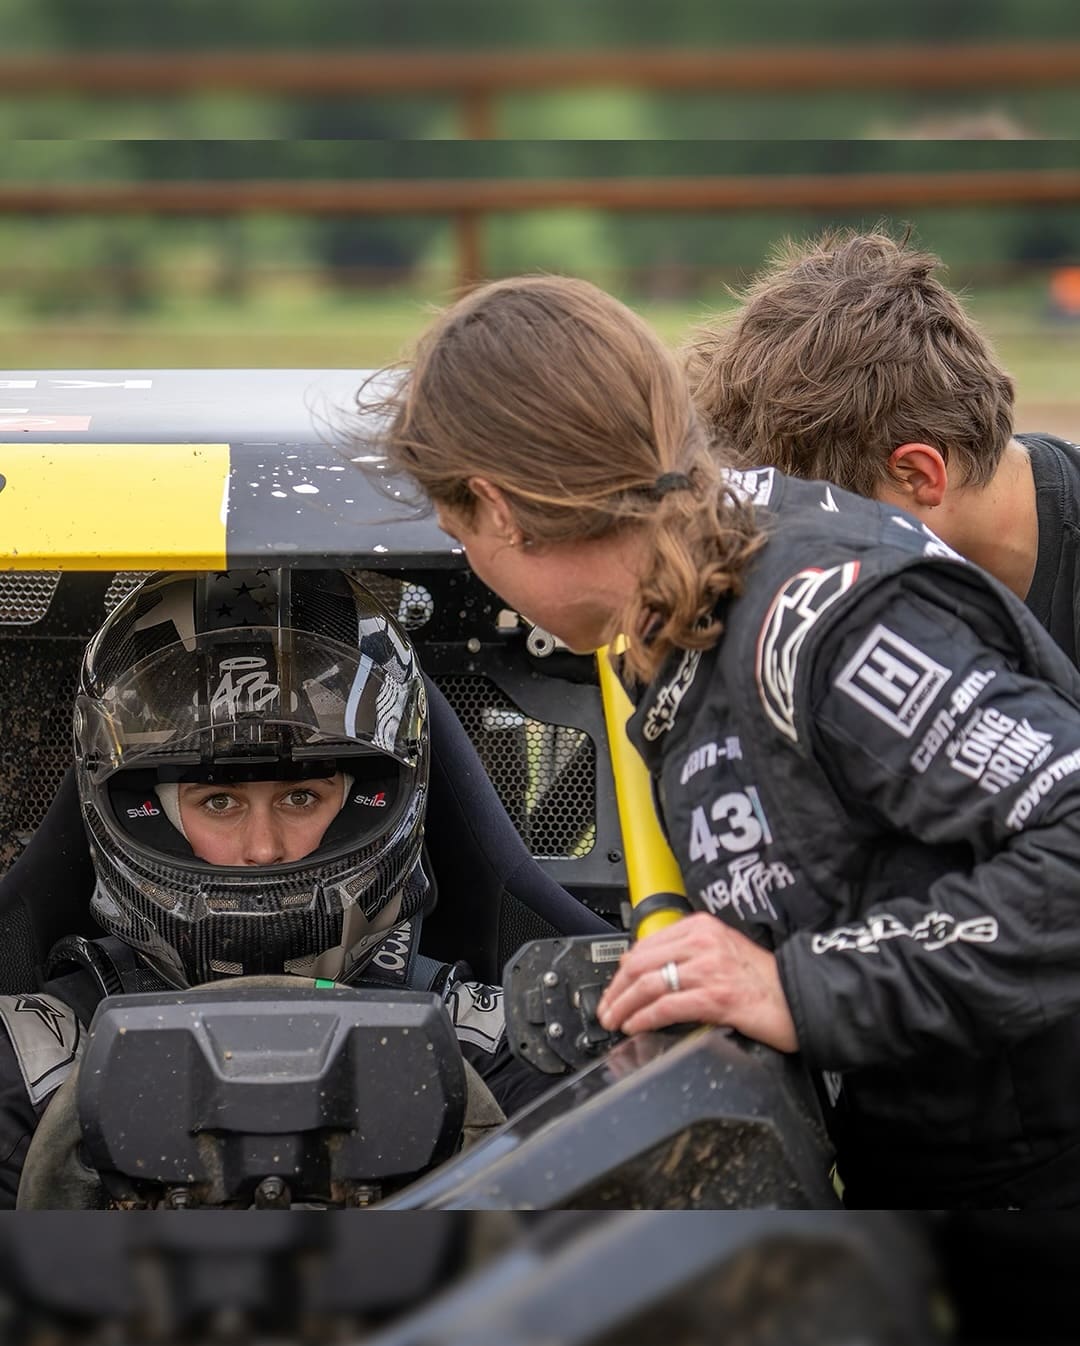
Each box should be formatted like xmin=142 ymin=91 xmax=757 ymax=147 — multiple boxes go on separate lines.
xmin=0 ymin=675 xmax=609 ymax=995
xmin=0 ymin=767 xmax=98 ymax=992
xmin=421 ymin=678 xmax=611 ymax=981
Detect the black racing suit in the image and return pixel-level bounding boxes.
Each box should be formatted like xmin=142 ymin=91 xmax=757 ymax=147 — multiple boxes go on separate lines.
xmin=629 ymin=466 xmax=1080 ymax=1209
xmin=1019 ymin=431 xmax=1080 ymax=663
xmin=0 ymin=926 xmax=550 ymax=1209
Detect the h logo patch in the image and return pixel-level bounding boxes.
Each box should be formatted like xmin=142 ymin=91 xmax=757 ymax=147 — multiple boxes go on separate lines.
xmin=834 ymin=625 xmax=950 ymax=738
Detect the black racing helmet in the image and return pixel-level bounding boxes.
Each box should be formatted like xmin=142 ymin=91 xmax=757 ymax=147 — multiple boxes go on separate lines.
xmin=74 ymin=569 xmax=429 ymax=988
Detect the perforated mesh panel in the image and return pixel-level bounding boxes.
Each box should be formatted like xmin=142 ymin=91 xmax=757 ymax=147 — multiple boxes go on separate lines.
xmin=0 ymin=572 xmax=61 ymax=625
xmin=0 ymin=644 xmax=81 ymax=860
xmin=354 ymin=571 xmax=434 ymax=631
xmin=434 ymin=674 xmax=596 ymax=860
xmin=104 ymin=571 xmax=148 ymax=614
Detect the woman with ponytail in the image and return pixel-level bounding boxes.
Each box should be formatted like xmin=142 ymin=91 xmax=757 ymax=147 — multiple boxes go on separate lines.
xmin=361 ymin=274 xmax=1080 ymax=1209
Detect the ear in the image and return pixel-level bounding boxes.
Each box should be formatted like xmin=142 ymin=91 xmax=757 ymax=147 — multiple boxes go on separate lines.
xmin=466 ymin=476 xmax=519 ymax=540
xmin=886 ymin=444 xmax=948 ymax=508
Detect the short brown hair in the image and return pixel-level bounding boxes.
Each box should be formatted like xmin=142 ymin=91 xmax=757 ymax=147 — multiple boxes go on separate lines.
xmin=686 ymin=230 xmax=1015 ymax=496
xmin=358 ymin=275 xmax=762 ymax=682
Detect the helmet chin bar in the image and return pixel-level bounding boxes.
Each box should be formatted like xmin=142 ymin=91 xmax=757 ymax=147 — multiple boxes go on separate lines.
xmin=296 ymin=889 xmax=405 ymax=983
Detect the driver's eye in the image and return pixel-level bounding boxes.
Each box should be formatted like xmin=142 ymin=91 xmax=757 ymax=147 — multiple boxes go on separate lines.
xmin=204 ymin=794 xmax=234 ymax=813
xmin=286 ymin=789 xmax=315 ymax=807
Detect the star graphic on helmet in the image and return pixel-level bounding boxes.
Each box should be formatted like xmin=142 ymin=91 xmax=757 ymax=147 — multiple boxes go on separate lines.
xmin=216 ymin=603 xmax=234 ymax=618
xmin=14 ymin=996 xmax=67 ymax=1047
xmin=234 ymin=582 xmax=255 ymax=598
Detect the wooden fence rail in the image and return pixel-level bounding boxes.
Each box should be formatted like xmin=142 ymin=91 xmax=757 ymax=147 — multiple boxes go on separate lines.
xmin=2 ymin=171 xmax=1079 ymax=213
xmin=5 ymin=45 xmax=1080 ymax=136
xmin=2 ymin=169 xmax=1078 ymax=286
xmin=7 ymin=46 xmax=1080 ymax=91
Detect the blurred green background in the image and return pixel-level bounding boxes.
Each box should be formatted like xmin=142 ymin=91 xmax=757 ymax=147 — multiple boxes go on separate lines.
xmin=2 ymin=0 xmax=1080 ymax=436
xmin=1 ymin=142 xmax=1078 ymax=439
xmin=5 ymin=0 xmax=1080 ymax=138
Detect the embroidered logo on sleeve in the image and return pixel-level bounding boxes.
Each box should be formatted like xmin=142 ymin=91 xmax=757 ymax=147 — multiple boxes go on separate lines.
xmin=811 ymin=910 xmax=999 ymax=955
xmin=0 ymin=994 xmax=83 ymax=1108
xmin=723 ymin=466 xmax=776 ymax=506
xmin=756 ymin=561 xmax=861 ymax=743
xmin=834 ymin=624 xmax=950 ymax=738
xmin=642 ymin=648 xmax=702 ymax=741
xmin=1006 ymin=747 xmax=1080 ymax=830
xmin=446 ymin=982 xmax=505 ymax=1054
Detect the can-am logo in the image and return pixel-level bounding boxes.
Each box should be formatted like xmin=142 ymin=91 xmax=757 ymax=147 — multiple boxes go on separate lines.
xmin=126 ymin=800 xmax=160 ymax=819
xmin=353 ymin=791 xmax=387 ymax=807
xmin=210 ymin=655 xmax=279 ymax=716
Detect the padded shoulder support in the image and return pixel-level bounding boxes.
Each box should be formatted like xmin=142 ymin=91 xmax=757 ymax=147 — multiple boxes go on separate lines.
xmin=0 ymin=994 xmax=83 ymax=1109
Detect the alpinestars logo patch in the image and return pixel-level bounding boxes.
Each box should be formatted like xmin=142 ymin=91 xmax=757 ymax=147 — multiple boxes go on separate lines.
xmin=642 ymin=649 xmax=703 ymax=741
xmin=756 ymin=562 xmax=861 ymax=743
xmin=14 ymin=995 xmax=67 ymax=1046
xmin=446 ymin=982 xmax=505 ymax=1053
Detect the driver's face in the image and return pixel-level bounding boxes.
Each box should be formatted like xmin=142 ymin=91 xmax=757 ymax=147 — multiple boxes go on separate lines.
xmin=178 ymin=775 xmax=344 ymax=866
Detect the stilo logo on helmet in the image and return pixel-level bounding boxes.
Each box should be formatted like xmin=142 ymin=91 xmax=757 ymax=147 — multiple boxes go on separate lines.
xmin=125 ymin=800 xmax=161 ymax=820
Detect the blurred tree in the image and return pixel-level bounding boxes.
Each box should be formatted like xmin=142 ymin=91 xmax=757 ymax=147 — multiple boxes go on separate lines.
xmin=0 ymin=0 xmax=1078 ymax=141
xmin=0 ymin=90 xmax=1078 ymax=301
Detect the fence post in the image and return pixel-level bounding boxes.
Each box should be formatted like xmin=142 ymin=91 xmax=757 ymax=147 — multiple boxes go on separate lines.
xmin=460 ymin=89 xmax=494 ymax=139
xmin=456 ymin=211 xmax=483 ymax=291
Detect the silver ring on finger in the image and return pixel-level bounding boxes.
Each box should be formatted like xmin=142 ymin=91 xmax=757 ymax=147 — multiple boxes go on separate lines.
xmin=661 ymin=960 xmax=681 ymax=994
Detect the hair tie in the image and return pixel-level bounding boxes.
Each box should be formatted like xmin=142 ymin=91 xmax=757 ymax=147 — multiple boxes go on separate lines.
xmin=649 ymin=472 xmax=694 ymax=501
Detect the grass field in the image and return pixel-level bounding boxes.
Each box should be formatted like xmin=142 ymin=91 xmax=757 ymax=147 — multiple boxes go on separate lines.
xmin=1 ymin=282 xmax=1077 ymax=437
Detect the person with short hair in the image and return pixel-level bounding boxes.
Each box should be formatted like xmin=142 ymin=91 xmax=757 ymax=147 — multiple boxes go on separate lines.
xmin=685 ymin=230 xmax=1080 ymax=662
xmin=0 ymin=569 xmax=570 ymax=1205
xmin=366 ymin=272 xmax=1080 ymax=1208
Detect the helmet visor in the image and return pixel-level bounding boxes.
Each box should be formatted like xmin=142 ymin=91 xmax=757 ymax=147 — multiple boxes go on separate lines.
xmin=76 ymin=624 xmax=425 ymax=784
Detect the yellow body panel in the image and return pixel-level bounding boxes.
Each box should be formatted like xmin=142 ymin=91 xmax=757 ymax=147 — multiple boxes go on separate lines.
xmin=0 ymin=442 xmax=229 ymax=569
xmin=597 ymin=644 xmax=687 ymax=940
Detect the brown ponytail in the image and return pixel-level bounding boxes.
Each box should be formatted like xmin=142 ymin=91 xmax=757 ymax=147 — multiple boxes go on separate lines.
xmin=357 ymin=275 xmax=763 ymax=683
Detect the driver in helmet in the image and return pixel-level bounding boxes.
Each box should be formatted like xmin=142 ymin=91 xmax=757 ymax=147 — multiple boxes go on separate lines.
xmin=0 ymin=569 xmax=552 ymax=1205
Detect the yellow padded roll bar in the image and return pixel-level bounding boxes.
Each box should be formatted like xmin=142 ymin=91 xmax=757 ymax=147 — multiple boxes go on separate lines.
xmin=596 ymin=643 xmax=688 ymax=941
